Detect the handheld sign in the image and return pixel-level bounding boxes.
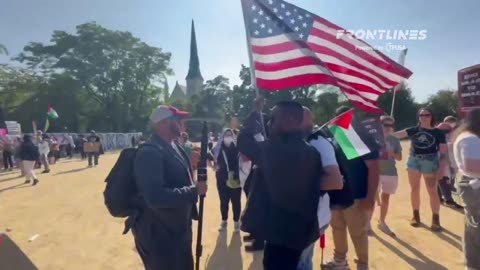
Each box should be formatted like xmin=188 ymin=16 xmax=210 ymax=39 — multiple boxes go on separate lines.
xmin=458 ymin=64 xmax=480 ymax=116
xmin=361 ymin=117 xmax=385 ymax=148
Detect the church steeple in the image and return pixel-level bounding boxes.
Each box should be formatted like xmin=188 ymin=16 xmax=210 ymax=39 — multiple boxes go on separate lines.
xmin=186 ymin=20 xmax=203 ymax=81
xmin=186 ymin=20 xmax=204 ymax=97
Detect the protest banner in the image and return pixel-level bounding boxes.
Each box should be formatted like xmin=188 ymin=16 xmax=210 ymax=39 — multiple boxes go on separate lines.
xmin=458 ymin=64 xmax=480 ymax=116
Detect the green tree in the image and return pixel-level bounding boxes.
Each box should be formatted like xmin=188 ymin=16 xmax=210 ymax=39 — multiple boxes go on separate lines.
xmin=425 ymin=89 xmax=458 ymax=122
xmin=378 ymin=83 xmax=420 ymax=129
xmin=16 ymin=22 xmax=172 ymax=132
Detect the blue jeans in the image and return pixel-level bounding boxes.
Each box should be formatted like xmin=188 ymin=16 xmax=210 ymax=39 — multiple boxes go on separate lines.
xmin=297 ymin=243 xmax=314 ymax=270
xmin=407 ymin=154 xmax=439 ymax=174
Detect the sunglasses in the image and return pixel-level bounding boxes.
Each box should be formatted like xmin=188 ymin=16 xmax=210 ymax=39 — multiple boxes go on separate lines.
xmin=383 ymin=124 xmax=394 ymax=128
xmin=419 ymin=114 xmax=431 ymax=117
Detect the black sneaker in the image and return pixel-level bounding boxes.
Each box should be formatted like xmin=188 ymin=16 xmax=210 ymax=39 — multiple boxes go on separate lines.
xmin=243 ymin=234 xmax=255 ymax=242
xmin=33 ymin=179 xmax=39 ymax=186
xmin=25 ymin=180 xmax=31 ymax=184
xmin=41 ymin=170 xmax=50 ymax=174
xmin=445 ymin=200 xmax=464 ymax=209
xmin=244 ymin=242 xmax=264 ymax=252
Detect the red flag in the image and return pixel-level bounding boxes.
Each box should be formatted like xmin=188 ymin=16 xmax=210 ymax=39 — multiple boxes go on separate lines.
xmin=319 ymin=234 xmax=326 ymax=249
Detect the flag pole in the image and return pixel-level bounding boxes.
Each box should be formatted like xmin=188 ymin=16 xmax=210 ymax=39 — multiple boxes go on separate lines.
xmin=241 ymin=0 xmax=267 ymax=137
xmin=390 ymin=48 xmax=408 ymax=117
xmin=390 ymin=90 xmax=397 ymax=117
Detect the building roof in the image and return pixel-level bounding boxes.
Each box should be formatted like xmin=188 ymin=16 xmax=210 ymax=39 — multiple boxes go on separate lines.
xmin=170 ymin=81 xmax=187 ymax=99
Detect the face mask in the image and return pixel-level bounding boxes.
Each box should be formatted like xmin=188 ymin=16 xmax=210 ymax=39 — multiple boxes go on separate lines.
xmin=448 ymin=123 xmax=456 ymax=129
xmin=223 ymin=136 xmax=234 ymax=146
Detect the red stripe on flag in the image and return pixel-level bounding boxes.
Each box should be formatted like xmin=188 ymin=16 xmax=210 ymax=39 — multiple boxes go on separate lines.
xmin=309 ymin=27 xmax=411 ymax=79
xmin=254 ymin=56 xmax=325 ymax=72
xmin=251 ymin=41 xmax=309 ymax=55
xmin=312 ymin=17 xmax=412 ymax=78
xmin=325 ymin=63 xmax=386 ymax=93
xmin=307 ymin=42 xmax=398 ymax=88
xmin=256 ymin=73 xmax=338 ymax=90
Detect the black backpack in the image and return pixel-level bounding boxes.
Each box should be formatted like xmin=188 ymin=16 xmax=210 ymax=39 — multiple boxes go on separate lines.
xmin=103 ymin=144 xmax=159 ymax=218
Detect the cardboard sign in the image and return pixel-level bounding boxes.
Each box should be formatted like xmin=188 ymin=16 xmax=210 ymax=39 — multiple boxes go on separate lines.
xmin=5 ymin=121 xmax=21 ymax=135
xmin=84 ymin=142 xmax=101 ymax=153
xmin=458 ymin=64 xmax=480 ymax=114
xmin=361 ymin=117 xmax=385 ymax=147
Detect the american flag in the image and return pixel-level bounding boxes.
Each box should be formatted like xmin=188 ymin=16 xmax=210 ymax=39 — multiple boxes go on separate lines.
xmin=241 ymin=0 xmax=413 ymax=113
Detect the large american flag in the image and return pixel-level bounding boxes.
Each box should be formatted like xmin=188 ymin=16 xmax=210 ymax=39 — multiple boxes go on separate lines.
xmin=241 ymin=0 xmax=413 ymax=113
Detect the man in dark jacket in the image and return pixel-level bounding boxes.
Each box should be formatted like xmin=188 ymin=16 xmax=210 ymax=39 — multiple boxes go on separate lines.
xmin=19 ymin=135 xmax=40 ymax=186
xmin=132 ymin=105 xmax=207 ymax=270
xmin=86 ymin=130 xmax=101 ymax=167
xmin=239 ymin=101 xmax=323 ymax=270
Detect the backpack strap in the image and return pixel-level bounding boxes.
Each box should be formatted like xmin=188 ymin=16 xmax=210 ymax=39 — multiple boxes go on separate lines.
xmin=123 ymin=143 xmax=164 ymax=235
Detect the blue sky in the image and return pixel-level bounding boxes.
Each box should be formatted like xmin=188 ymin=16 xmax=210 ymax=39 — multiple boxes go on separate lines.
xmin=1 ymin=0 xmax=479 ymax=102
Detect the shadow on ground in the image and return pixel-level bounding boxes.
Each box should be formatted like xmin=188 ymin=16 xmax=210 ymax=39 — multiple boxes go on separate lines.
xmin=205 ymin=232 xmax=244 ymax=270
xmin=54 ymin=168 xmax=89 ymax=176
xmin=0 ymin=233 xmax=39 ymax=270
xmin=0 ymin=183 xmax=32 ymax=194
xmin=373 ymin=233 xmax=448 ymax=270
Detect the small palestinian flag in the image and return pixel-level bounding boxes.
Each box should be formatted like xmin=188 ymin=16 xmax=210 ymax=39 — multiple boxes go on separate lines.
xmin=44 ymin=118 xmax=50 ymax=132
xmin=47 ymin=105 xmax=59 ymax=119
xmin=327 ymin=109 xmax=379 ymax=160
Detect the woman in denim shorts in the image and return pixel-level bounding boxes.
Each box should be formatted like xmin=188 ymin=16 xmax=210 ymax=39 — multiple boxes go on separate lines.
xmin=395 ymin=108 xmax=448 ymax=231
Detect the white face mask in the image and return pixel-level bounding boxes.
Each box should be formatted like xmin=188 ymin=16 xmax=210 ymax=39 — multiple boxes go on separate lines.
xmin=223 ymin=136 xmax=234 ymax=146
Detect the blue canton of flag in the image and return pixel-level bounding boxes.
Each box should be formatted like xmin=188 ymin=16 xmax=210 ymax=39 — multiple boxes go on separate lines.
xmin=243 ymin=0 xmax=314 ymax=41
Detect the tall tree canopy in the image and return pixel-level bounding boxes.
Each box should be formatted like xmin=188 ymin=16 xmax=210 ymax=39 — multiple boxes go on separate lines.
xmin=13 ymin=22 xmax=172 ymax=132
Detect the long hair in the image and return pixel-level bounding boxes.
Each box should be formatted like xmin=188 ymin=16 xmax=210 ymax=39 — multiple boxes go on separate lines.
xmin=417 ymin=107 xmax=436 ymax=127
xmin=453 ymin=108 xmax=480 ymax=143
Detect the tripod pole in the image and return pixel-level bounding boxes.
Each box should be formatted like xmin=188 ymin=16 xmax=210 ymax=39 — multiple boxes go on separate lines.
xmin=195 ymin=121 xmax=208 ymax=270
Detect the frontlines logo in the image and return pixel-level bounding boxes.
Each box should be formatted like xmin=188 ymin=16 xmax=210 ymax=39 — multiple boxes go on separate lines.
xmin=336 ymin=29 xmax=428 ymax=41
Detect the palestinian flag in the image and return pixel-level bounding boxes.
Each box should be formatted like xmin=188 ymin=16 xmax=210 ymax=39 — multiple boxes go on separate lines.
xmin=327 ymin=109 xmax=379 ymax=160
xmin=47 ymin=105 xmax=59 ymax=119
xmin=44 ymin=118 xmax=50 ymax=132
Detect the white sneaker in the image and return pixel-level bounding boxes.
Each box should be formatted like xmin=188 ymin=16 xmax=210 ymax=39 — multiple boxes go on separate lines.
xmin=233 ymin=221 xmax=240 ymax=232
xmin=322 ymin=259 xmax=350 ymax=270
xmin=218 ymin=220 xmax=227 ymax=231
xmin=378 ymin=222 xmax=396 ymax=237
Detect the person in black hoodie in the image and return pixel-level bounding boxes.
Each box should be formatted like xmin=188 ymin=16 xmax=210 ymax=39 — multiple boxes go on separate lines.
xmin=239 ymin=101 xmax=323 ymax=270
xmin=19 ymin=135 xmax=40 ymax=186
xmin=214 ymin=128 xmax=242 ymax=232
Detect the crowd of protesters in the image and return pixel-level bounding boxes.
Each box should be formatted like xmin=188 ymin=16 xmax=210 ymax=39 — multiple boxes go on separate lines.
xmin=0 ymin=130 xmax=108 ymax=185
xmin=121 ymin=100 xmax=480 ymax=270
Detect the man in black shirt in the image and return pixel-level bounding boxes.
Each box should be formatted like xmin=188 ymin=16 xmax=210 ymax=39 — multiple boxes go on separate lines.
xmin=239 ymin=101 xmax=323 ymax=270
xmin=324 ymin=106 xmax=380 ymax=270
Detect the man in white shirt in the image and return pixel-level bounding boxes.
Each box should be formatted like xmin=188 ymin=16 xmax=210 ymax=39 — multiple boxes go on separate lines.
xmin=37 ymin=132 xmax=51 ymax=174
xmin=297 ymin=107 xmax=344 ymax=270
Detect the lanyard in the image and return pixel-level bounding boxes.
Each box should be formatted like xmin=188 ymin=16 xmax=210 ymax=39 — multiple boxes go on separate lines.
xmin=222 ymin=150 xmax=230 ymax=172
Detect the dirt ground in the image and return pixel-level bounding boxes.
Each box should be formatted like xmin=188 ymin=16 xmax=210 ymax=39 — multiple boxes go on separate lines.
xmin=0 ymin=143 xmax=466 ymax=270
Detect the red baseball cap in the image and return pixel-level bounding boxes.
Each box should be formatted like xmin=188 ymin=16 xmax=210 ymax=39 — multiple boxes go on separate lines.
xmin=150 ymin=105 xmax=189 ymax=123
